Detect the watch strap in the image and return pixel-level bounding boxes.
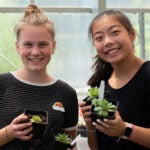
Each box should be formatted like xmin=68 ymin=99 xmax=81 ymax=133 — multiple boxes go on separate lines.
xmin=121 ymin=122 xmax=133 ymax=139
xmin=116 ymin=122 xmax=133 ymax=142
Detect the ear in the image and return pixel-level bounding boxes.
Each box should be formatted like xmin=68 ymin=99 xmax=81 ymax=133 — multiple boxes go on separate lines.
xmin=129 ymin=29 xmax=136 ymax=42
xmin=51 ymin=40 xmax=56 ymax=54
xmin=15 ymin=41 xmax=20 ymax=54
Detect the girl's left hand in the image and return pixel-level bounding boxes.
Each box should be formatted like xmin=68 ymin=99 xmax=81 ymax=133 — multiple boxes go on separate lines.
xmin=92 ymin=110 xmax=126 ymax=137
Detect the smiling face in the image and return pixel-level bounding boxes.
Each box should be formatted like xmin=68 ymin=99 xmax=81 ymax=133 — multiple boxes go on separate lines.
xmin=92 ymin=15 xmax=135 ymax=64
xmin=16 ymin=25 xmax=56 ymax=73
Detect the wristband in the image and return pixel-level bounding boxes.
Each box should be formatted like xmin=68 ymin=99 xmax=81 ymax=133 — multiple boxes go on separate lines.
xmin=5 ymin=125 xmax=13 ymax=141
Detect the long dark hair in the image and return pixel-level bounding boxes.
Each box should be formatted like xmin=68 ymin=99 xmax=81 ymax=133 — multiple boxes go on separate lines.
xmin=88 ymin=9 xmax=134 ymax=87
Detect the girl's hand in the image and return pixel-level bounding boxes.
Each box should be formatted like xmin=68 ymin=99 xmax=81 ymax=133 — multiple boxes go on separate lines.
xmin=79 ymin=102 xmax=92 ymax=122
xmin=92 ymin=110 xmax=125 ymax=137
xmin=79 ymin=102 xmax=96 ymax=131
xmin=7 ymin=113 xmax=33 ymax=141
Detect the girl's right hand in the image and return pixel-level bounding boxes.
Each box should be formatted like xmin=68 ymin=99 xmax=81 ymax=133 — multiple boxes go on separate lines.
xmin=7 ymin=113 xmax=33 ymax=141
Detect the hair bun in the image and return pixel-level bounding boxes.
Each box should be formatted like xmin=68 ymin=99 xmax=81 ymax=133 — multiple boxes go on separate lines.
xmin=24 ymin=4 xmax=42 ymax=17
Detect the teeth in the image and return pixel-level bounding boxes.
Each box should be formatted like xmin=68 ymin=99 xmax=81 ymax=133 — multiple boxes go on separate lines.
xmin=30 ymin=58 xmax=42 ymax=61
xmin=32 ymin=60 xmax=40 ymax=62
xmin=107 ymin=49 xmax=119 ymax=54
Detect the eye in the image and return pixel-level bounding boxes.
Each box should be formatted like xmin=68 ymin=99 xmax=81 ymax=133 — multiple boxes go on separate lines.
xmin=94 ymin=36 xmax=103 ymax=42
xmin=111 ymin=30 xmax=120 ymax=36
xmin=23 ymin=43 xmax=32 ymax=48
xmin=39 ymin=43 xmax=48 ymax=48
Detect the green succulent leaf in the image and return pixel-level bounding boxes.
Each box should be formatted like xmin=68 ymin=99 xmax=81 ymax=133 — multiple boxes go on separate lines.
xmin=87 ymin=87 xmax=99 ymax=102
xmin=55 ymin=133 xmax=72 ymax=144
xmin=92 ymin=99 xmax=117 ymax=117
xmin=30 ymin=115 xmax=42 ymax=123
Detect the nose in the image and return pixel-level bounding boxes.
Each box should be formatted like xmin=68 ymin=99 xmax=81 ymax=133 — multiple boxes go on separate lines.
xmin=31 ymin=46 xmax=40 ymax=55
xmin=104 ymin=35 xmax=113 ymax=47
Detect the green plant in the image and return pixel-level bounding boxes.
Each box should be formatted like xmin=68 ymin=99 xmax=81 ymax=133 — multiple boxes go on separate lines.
xmin=92 ymin=98 xmax=117 ymax=117
xmin=87 ymin=87 xmax=99 ymax=102
xmin=55 ymin=133 xmax=72 ymax=145
xmin=30 ymin=115 xmax=42 ymax=123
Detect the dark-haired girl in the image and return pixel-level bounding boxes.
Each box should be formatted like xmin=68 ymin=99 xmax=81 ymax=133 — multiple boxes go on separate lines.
xmin=80 ymin=10 xmax=150 ymax=150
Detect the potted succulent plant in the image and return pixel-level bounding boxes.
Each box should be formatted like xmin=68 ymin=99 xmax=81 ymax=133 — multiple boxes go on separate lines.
xmin=91 ymin=98 xmax=118 ymax=121
xmin=83 ymin=87 xmax=99 ymax=105
xmin=24 ymin=109 xmax=48 ymax=139
xmin=54 ymin=133 xmax=74 ymax=150
xmin=30 ymin=115 xmax=44 ymax=123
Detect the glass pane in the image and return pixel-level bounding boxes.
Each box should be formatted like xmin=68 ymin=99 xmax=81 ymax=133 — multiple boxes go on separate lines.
xmin=46 ymin=13 xmax=93 ymax=88
xmin=35 ymin=0 xmax=92 ymax=6
xmin=145 ymin=13 xmax=150 ymax=60
xmin=0 ymin=13 xmax=22 ymax=72
xmin=0 ymin=0 xmax=29 ymax=7
xmin=107 ymin=0 xmax=150 ymax=8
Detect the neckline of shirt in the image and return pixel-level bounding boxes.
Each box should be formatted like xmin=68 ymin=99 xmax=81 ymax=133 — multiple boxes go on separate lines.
xmin=10 ymin=72 xmax=58 ymax=86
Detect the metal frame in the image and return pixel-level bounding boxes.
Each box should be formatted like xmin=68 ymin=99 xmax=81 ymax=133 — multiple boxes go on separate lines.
xmin=0 ymin=6 xmax=93 ymax=13
xmin=106 ymin=7 xmax=150 ymax=13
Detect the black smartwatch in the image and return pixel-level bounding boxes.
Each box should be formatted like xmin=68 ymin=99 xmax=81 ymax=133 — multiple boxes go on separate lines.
xmin=121 ymin=122 xmax=133 ymax=140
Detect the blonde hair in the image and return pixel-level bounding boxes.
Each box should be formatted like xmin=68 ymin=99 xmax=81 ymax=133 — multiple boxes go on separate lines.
xmin=14 ymin=4 xmax=55 ymax=41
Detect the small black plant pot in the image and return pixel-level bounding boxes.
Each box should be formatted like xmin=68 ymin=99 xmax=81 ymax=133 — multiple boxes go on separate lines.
xmin=77 ymin=125 xmax=87 ymax=137
xmin=53 ymin=141 xmax=74 ymax=150
xmin=91 ymin=99 xmax=119 ymax=122
xmin=24 ymin=109 xmax=48 ymax=139
xmin=82 ymin=96 xmax=99 ymax=106
xmin=82 ymin=96 xmax=92 ymax=105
